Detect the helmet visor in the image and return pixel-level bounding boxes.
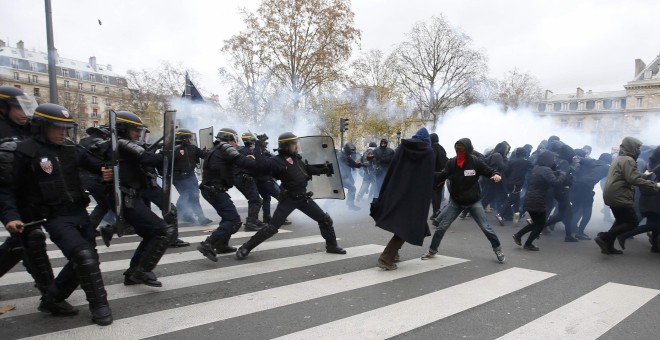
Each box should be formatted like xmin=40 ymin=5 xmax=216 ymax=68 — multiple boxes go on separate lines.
xmin=15 ymin=94 xmax=38 ymax=117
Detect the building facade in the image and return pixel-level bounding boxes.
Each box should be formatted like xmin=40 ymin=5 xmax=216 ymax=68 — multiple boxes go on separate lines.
xmin=0 ymin=39 xmax=131 ymax=136
xmin=535 ymin=53 xmax=660 ymax=148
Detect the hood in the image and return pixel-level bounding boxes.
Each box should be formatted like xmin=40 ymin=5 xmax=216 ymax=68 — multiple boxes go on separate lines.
xmin=493 ymin=141 xmax=511 ymax=157
xmin=515 ymin=147 xmax=527 ymax=158
xmin=379 ymin=138 xmax=389 ymax=148
xmin=648 ymin=146 xmax=660 ymax=174
xmin=537 ymin=150 xmax=557 ymax=168
xmin=537 ymin=140 xmax=548 ymax=152
xmin=430 ymin=133 xmax=439 ymax=144
xmin=548 ymin=135 xmax=560 ymax=143
xmin=401 ymin=136 xmax=432 ymax=160
xmin=411 ymin=128 xmax=431 ymax=146
xmin=343 ymin=142 xmax=356 ymax=155
xmin=368 ymin=142 xmax=377 ymax=147
xmin=455 ymin=138 xmax=474 ymax=155
xmin=574 ymin=149 xmax=586 ymax=158
xmin=619 ymin=136 xmax=643 ymax=159
xmin=598 ymin=153 xmax=612 ymax=164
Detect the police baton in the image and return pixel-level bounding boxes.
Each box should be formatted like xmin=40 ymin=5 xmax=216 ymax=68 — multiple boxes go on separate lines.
xmin=17 ymin=219 xmax=47 ymax=231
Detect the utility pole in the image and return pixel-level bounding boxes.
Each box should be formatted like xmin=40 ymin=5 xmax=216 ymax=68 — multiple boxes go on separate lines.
xmin=45 ymin=0 xmax=58 ymax=103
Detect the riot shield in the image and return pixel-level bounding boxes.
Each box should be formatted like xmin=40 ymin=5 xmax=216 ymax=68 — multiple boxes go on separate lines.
xmin=297 ymin=136 xmax=345 ymax=200
xmin=161 ymin=110 xmax=177 ymax=215
xmin=109 ymin=110 xmax=127 ymax=237
xmin=199 ymin=127 xmax=214 ymax=169
xmin=190 ymin=132 xmax=198 ymax=147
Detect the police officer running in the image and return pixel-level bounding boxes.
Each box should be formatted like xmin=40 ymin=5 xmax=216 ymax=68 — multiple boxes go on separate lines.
xmin=236 ymin=132 xmax=346 ymax=259
xmin=0 ymin=103 xmax=113 ymax=325
xmin=235 ymin=132 xmax=267 ymax=231
xmin=173 ymin=128 xmax=212 ymax=225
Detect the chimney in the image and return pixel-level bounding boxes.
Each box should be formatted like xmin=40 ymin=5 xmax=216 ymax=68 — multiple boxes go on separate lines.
xmin=17 ymin=40 xmax=24 ymax=50
xmin=576 ymin=87 xmax=584 ymax=98
xmin=0 ymin=39 xmax=5 ymax=47
xmin=635 ymin=59 xmax=646 ymax=77
xmin=544 ymin=90 xmax=553 ymax=100
xmin=588 ymin=90 xmax=592 ymax=94
xmin=106 ymin=64 xmax=112 ymax=71
xmin=89 ymin=56 xmax=97 ymax=70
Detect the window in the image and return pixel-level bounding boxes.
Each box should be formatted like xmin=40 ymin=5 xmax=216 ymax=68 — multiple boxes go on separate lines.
xmin=105 ymin=98 xmax=111 ymax=105
xmin=634 ymin=116 xmax=642 ymax=128
xmin=578 ymin=102 xmax=585 ymax=110
xmin=89 ymin=74 xmax=95 ymax=82
xmin=93 ymin=121 xmax=99 ymax=127
xmin=576 ymin=119 xmax=584 ymax=130
xmin=79 ymin=94 xmax=85 ymax=101
xmin=612 ymin=100 xmax=619 ymax=109
xmin=13 ymin=72 xmax=19 ymax=80
xmin=102 ymin=76 xmax=109 ymax=84
xmin=10 ymin=58 xmax=19 ymax=69
xmin=76 ymin=71 xmax=82 ymax=79
xmin=596 ymin=101 xmax=602 ymax=110
xmin=104 ymin=87 xmax=109 ymax=94
xmin=91 ymin=85 xmax=96 ymax=93
xmin=92 ymin=96 xmax=97 ymax=104
xmin=636 ymin=97 xmax=643 ymax=108
xmin=33 ymin=88 xmax=40 ymax=97
xmin=546 ymin=103 xmax=553 ymax=112
xmin=64 ymin=80 xmax=69 ymax=88
xmin=78 ymin=83 xmax=83 ymax=90
xmin=31 ymin=75 xmax=38 ymax=83
xmin=65 ymin=92 xmax=71 ymax=100
xmin=62 ymin=69 xmax=69 ymax=77
xmin=561 ymin=103 xmax=569 ymax=111
xmin=92 ymin=108 xmax=98 ymax=117
xmin=560 ymin=119 xmax=568 ymax=128
xmin=30 ymin=62 xmax=37 ymax=71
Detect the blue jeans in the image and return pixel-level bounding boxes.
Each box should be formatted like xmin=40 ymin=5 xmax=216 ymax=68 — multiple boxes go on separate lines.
xmin=430 ymin=199 xmax=501 ymax=252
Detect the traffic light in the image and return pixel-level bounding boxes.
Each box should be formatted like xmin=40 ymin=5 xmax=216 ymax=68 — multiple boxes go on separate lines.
xmin=339 ymin=117 xmax=349 ymax=132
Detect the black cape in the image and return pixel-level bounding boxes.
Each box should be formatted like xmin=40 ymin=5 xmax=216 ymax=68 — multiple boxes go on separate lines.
xmin=370 ymin=138 xmax=434 ymax=246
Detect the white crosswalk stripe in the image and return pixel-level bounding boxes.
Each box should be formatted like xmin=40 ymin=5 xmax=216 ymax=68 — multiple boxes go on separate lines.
xmin=0 ymin=235 xmax=321 ymax=286
xmin=0 ymin=225 xmax=217 ymax=239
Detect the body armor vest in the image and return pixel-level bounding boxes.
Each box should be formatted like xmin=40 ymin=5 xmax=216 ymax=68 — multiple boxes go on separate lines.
xmin=118 ymin=139 xmax=148 ymax=190
xmin=173 ymin=143 xmax=199 ymax=173
xmin=275 ymin=154 xmax=311 ymax=194
xmin=201 ymin=143 xmax=234 ymax=189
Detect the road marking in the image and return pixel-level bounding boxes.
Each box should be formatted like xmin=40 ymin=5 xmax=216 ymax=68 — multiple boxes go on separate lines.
xmin=42 ymin=229 xmax=290 ymax=259
xmin=0 ymin=235 xmax=320 ymax=286
xmin=274 ymin=267 xmax=555 ymax=340
xmin=497 ymin=282 xmax=660 ymax=340
xmin=2 ymin=244 xmax=383 ymax=320
xmin=19 ymin=255 xmax=468 ymax=339
xmin=0 ymin=225 xmax=219 ymax=239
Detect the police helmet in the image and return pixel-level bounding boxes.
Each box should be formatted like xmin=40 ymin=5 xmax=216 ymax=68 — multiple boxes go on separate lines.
xmin=0 ymin=85 xmax=38 ymax=117
xmin=115 ymin=111 xmax=146 ymax=137
xmin=277 ymin=132 xmax=299 ymax=152
xmin=86 ymin=125 xmax=110 ymax=138
xmin=31 ymin=103 xmax=77 ymax=130
xmin=216 ymin=128 xmax=237 ymax=142
xmin=241 ymin=132 xmax=256 ymax=145
xmin=176 ymin=128 xmax=194 ymax=141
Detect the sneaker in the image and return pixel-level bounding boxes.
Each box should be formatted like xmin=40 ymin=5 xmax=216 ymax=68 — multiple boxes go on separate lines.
xmin=526 ymin=218 xmax=533 ymax=225
xmin=564 ymin=236 xmax=579 ymax=242
xmin=575 ymin=233 xmax=591 ymax=240
xmin=524 ymin=244 xmax=540 ymax=251
xmin=421 ymin=250 xmax=437 ymax=260
xmin=495 ymin=214 xmax=505 ymax=226
xmin=512 ymin=234 xmax=522 ymax=246
xmin=594 ymin=236 xmax=610 ymax=255
xmin=377 ymin=258 xmax=397 ymax=270
xmin=609 ymin=248 xmax=623 ymax=255
xmin=494 ymin=249 xmax=506 ymax=263
xmin=458 ymin=211 xmax=468 ymax=220
xmin=512 ymin=213 xmax=520 ymax=225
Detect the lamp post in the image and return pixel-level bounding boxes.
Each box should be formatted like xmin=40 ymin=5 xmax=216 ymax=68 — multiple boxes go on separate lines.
xmin=396 ymin=131 xmax=401 ymax=147
xmin=45 ymin=0 xmax=58 ymax=103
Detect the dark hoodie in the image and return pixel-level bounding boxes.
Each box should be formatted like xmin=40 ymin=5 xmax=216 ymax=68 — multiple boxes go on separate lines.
xmin=639 ymin=146 xmax=660 ymax=215
xmin=436 ymin=138 xmax=498 ymax=206
xmin=371 ymin=128 xmax=434 ymax=246
xmin=603 ymin=137 xmax=657 ymax=207
xmin=374 ymin=138 xmax=395 ymax=170
xmin=486 ymin=141 xmax=510 ymax=172
xmin=523 ymin=150 xmax=567 ymax=212
xmin=504 ymin=148 xmax=533 ymax=186
xmin=430 ymin=133 xmax=448 ymax=172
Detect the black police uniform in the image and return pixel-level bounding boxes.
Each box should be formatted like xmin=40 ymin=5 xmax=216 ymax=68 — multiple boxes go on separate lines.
xmin=0 ymin=104 xmax=112 ymax=325
xmin=173 ymin=138 xmax=209 ymax=224
xmin=236 ymin=133 xmax=346 ymax=259
xmin=234 ymin=140 xmax=266 ymax=230
xmin=196 ymin=130 xmax=264 ymax=262
xmin=78 ymin=128 xmax=113 ymax=230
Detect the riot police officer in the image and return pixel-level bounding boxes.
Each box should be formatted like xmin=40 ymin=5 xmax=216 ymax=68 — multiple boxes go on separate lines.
xmin=173 ymin=128 xmax=212 ymax=225
xmin=236 ymin=132 xmax=346 ymax=259
xmin=235 ymin=132 xmax=267 ymax=231
xmin=78 ymin=125 xmax=114 ymax=232
xmin=252 ymin=133 xmax=291 ymax=226
xmin=0 ymin=86 xmax=56 ymax=309
xmin=0 ymin=103 xmax=113 ymax=325
xmin=106 ymin=111 xmax=176 ymax=287
xmin=197 ymin=128 xmax=264 ymax=262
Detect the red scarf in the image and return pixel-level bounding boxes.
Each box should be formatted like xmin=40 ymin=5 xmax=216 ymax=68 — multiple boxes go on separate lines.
xmin=457 ymin=151 xmax=466 ymax=168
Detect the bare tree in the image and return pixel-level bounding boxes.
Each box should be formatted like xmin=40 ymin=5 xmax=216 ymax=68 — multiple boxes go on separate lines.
xmin=495 ymin=68 xmax=543 ymax=110
xmin=241 ymin=0 xmax=361 ymax=117
xmin=348 ymin=49 xmax=401 ymax=104
xmin=393 ymin=16 xmax=487 ymax=127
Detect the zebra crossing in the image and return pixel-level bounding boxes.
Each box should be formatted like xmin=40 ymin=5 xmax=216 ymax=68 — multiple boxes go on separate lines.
xmin=1 ymin=224 xmax=659 ymax=339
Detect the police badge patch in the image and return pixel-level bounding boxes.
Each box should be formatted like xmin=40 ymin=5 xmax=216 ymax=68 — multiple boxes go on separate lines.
xmin=40 ymin=157 xmax=53 ymax=174
xmin=286 ymin=157 xmax=294 ymax=165
xmin=61 ymin=110 xmax=70 ymax=118
xmin=179 ymin=149 xmax=185 ymax=156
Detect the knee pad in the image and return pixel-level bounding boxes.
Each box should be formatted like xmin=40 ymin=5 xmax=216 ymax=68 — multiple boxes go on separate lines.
xmin=318 ymin=213 xmax=333 ymax=229
xmin=231 ymin=222 xmax=243 ymax=234
xmin=25 ymin=228 xmax=47 ymax=247
xmin=72 ymin=246 xmax=99 ymax=266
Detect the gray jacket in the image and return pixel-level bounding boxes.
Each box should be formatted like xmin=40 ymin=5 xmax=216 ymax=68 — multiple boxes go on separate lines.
xmin=603 ymin=137 xmax=657 ymax=208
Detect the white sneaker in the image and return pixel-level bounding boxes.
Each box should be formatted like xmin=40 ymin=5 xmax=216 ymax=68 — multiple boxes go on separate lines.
xmin=421 ymin=250 xmax=437 ymax=260
xmin=513 ymin=213 xmax=520 ymax=225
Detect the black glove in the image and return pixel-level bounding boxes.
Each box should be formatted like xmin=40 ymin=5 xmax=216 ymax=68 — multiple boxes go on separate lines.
xmin=322 ymin=162 xmax=335 ymax=176
xmin=118 ymin=139 xmax=145 ymax=157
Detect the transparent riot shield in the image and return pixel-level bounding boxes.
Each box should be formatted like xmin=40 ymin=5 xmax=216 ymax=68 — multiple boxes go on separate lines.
xmin=161 ymin=110 xmax=177 ymax=215
xmin=297 ymin=136 xmax=345 ymax=200
xmin=198 ymin=127 xmax=214 ymax=169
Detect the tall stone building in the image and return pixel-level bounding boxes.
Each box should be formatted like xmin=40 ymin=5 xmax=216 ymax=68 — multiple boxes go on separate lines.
xmin=535 ymin=53 xmax=660 ymax=148
xmin=0 ymin=39 xmax=131 ymax=136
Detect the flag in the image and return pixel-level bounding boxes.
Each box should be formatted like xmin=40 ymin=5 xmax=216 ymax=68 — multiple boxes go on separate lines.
xmin=182 ymin=72 xmax=205 ymax=103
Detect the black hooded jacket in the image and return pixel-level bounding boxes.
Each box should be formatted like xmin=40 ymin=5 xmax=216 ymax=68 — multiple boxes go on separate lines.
xmin=430 ymin=133 xmax=448 ymax=172
xmin=436 ymin=138 xmax=498 ymax=206
xmin=373 ymin=139 xmax=395 ymax=170
xmin=504 ymin=148 xmax=533 ymax=186
xmin=523 ymin=150 xmax=568 ymax=212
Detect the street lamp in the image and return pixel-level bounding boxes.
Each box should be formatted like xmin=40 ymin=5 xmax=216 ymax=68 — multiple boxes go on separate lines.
xmin=45 ymin=0 xmax=58 ymax=103
xmin=396 ymin=131 xmax=401 ymax=147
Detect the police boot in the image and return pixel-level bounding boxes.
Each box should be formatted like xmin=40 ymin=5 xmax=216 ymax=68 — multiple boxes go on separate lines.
xmin=317 ymin=214 xmax=346 ymax=254
xmin=39 ymin=275 xmax=80 ymax=316
xmin=22 ymin=228 xmax=55 ymax=296
xmin=0 ymin=239 xmax=24 ymax=277
xmin=73 ymin=247 xmax=112 ymax=326
xmin=236 ymin=224 xmax=279 ymax=260
xmin=128 ymin=226 xmax=176 ymax=287
xmin=244 ymin=202 xmax=265 ymax=231
xmin=168 ymin=226 xmax=190 ymax=248
xmin=212 ymin=233 xmax=237 ymax=254
xmin=197 ymin=237 xmax=218 ymax=262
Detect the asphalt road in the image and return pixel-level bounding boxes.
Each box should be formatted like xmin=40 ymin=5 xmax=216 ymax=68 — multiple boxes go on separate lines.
xmin=1 ymin=197 xmax=659 ymax=339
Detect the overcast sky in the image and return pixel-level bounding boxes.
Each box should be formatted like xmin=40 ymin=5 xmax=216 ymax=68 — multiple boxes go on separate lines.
xmin=3 ymin=0 xmax=659 ymax=103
